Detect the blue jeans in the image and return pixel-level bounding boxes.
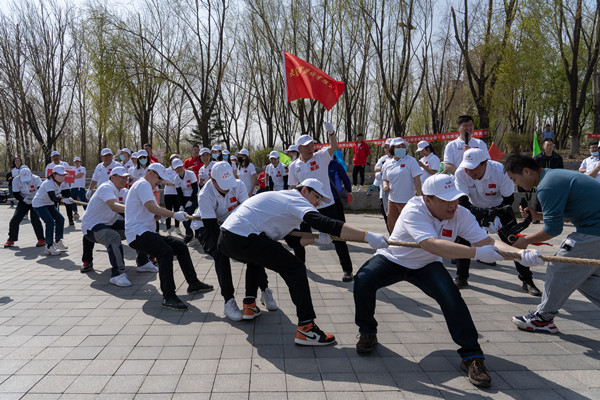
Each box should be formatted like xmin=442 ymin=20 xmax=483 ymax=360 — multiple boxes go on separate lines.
xmin=33 ymin=205 xmax=64 ymax=245
xmin=70 ymin=187 xmax=87 ymax=212
xmin=354 ymin=254 xmax=483 ymax=359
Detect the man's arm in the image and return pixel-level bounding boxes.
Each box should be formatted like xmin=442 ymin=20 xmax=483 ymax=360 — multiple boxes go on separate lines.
xmin=326 ymin=125 xmax=338 ymax=156
xmin=105 ymin=199 xmax=125 ymax=214
xmin=511 ymin=229 xmax=554 ymax=249
xmin=144 ymin=200 xmax=175 ymax=218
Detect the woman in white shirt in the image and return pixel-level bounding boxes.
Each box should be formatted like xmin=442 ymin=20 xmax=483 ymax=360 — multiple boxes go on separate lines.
xmin=381 ymin=137 xmax=422 ymax=233
xmin=197 ymin=148 xmax=214 ymax=187
xmin=237 ymin=149 xmax=257 ymax=197
xmin=32 ymin=165 xmax=71 ymax=255
xmin=416 ymin=140 xmax=441 ymax=185
xmin=129 ymin=150 xmax=149 ymax=183
xmin=164 ymin=154 xmax=181 ymax=234
xmin=70 ymin=157 xmax=87 ymax=218
xmin=173 ymin=158 xmax=199 ymax=242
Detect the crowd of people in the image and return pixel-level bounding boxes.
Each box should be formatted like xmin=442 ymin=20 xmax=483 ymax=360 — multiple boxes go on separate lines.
xmin=4 ymin=115 xmax=600 ymax=389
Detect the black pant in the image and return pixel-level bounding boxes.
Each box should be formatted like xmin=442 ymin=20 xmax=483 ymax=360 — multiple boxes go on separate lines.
xmin=198 ymin=227 xmax=267 ymax=301
xmin=455 ymin=211 xmax=533 ymax=282
xmin=164 ymin=194 xmax=180 ymax=229
xmin=219 ymin=229 xmax=316 ymax=323
xmin=60 ymin=189 xmax=74 ymax=223
xmin=294 ymin=203 xmax=353 ymax=274
xmin=352 ymin=165 xmax=366 ymax=186
xmin=129 ymin=232 xmax=200 ymax=297
xmin=8 ymin=201 xmax=44 ymax=241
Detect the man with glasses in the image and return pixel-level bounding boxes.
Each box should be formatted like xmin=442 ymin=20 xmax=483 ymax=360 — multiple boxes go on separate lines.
xmin=219 ymin=178 xmax=389 ymax=346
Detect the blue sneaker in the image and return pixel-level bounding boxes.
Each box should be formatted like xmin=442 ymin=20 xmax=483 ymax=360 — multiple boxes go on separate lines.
xmin=512 ymin=311 xmax=558 ymax=333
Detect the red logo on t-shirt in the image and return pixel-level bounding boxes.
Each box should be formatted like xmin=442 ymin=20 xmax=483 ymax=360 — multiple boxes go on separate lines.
xmin=309 ymin=161 xmax=319 ymax=171
xmin=227 ymin=196 xmax=239 ymax=212
xmin=401 ymin=164 xmax=405 ymax=168
xmin=118 ymin=197 xmax=123 ymax=203
xmin=442 ymin=229 xmax=452 ymax=237
xmin=488 ymin=184 xmax=496 ymax=188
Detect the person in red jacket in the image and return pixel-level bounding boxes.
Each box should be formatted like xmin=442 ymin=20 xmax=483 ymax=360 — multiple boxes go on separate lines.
xmin=184 ymin=144 xmax=202 ymax=179
xmin=352 ymin=133 xmax=370 ymax=190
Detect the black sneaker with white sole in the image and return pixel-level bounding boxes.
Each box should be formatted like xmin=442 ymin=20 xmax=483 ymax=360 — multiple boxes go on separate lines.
xmin=162 ymin=295 xmax=188 ymax=310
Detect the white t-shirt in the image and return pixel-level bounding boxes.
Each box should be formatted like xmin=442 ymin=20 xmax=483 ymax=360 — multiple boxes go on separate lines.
xmin=12 ymin=174 xmax=42 ymax=199
xmin=45 ymin=161 xmax=69 ymax=179
xmin=382 ymin=156 xmax=422 ymax=204
xmin=191 ymin=179 xmax=249 ymax=230
xmin=198 ymin=161 xmax=216 ymax=186
xmin=32 ymin=178 xmax=62 ymax=207
xmin=129 ymin=166 xmax=147 ymax=182
xmin=125 ymin=178 xmax=158 ymax=244
xmin=238 ymin=163 xmax=257 ymax=195
xmin=122 ymin=160 xmax=134 ymax=169
xmin=265 ymin=162 xmax=288 ymax=191
xmin=288 ymin=148 xmax=333 ymax=209
xmin=455 ymin=160 xmax=514 ymax=208
xmin=71 ymin=166 xmax=86 ymax=189
xmin=174 ymin=170 xmax=198 ymax=197
xmin=579 ymin=156 xmax=600 ymax=181
xmin=443 ymin=138 xmax=489 ymax=170
xmin=163 ymin=167 xmax=178 ymax=195
xmin=419 ymin=153 xmax=440 ymax=184
xmin=221 ymin=190 xmax=316 ymax=240
xmin=92 ymin=160 xmax=121 ymax=186
xmin=376 ymin=196 xmax=488 ymax=269
xmin=81 ymin=180 xmax=119 ymax=234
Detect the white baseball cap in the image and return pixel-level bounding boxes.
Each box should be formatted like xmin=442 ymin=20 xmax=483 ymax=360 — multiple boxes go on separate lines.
xmin=299 ymin=178 xmax=332 ymax=205
xmin=384 ymin=138 xmax=392 ymax=146
xmin=73 ymin=157 xmax=81 ymax=162
xmin=50 ymin=151 xmax=60 ymax=157
xmin=459 ymin=148 xmax=490 ymax=170
xmin=100 ymin=148 xmax=113 ymax=156
xmin=268 ymin=151 xmax=279 ymax=159
xmin=121 ymin=148 xmax=132 ymax=155
xmin=391 ymin=137 xmax=408 ymax=147
xmin=18 ymin=168 xmax=32 ymax=181
xmin=239 ymin=149 xmax=250 ymax=157
xmin=131 ymin=152 xmax=139 ymax=158
xmin=200 ymin=147 xmax=210 ymax=155
xmin=211 ymin=145 xmax=222 ymax=152
xmin=297 ymin=135 xmax=317 ymax=147
xmin=169 ymin=153 xmax=180 ymax=161
xmin=286 ymin=145 xmax=299 ymax=153
xmin=222 ymin=149 xmax=230 ymax=155
xmin=147 ymin=163 xmax=167 ymax=179
xmin=110 ymin=166 xmax=129 ymax=177
xmin=52 ymin=165 xmax=66 ymax=175
xmin=422 ymin=174 xmax=463 ymax=201
xmin=172 ymin=158 xmax=184 ymax=169
xmin=417 ymin=141 xmax=430 ymax=152
xmin=137 ymin=149 xmax=148 ymax=157
xmin=211 ymin=161 xmax=236 ymax=190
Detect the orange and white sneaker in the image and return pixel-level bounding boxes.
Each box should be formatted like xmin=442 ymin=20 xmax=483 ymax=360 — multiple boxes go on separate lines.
xmin=295 ymin=321 xmax=336 ymax=346
xmin=242 ymin=298 xmax=262 ymax=320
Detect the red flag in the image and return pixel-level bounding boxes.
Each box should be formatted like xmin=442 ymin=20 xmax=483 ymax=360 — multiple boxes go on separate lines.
xmin=284 ymin=51 xmax=345 ymax=111
xmin=489 ymin=142 xmax=505 ymax=161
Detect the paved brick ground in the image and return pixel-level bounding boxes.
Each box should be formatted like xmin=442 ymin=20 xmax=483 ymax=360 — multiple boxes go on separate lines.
xmin=0 ymin=204 xmax=599 ymax=399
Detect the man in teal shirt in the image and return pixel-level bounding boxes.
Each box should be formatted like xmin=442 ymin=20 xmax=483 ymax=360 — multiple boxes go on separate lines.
xmin=504 ymin=154 xmax=600 ymax=333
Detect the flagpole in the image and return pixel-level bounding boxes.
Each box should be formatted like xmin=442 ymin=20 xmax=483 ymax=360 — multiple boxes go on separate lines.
xmin=282 ymin=51 xmax=291 ymax=147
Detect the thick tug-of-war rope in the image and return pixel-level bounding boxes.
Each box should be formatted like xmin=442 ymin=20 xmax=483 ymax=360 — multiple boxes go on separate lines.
xmin=288 ymin=231 xmax=600 ymax=267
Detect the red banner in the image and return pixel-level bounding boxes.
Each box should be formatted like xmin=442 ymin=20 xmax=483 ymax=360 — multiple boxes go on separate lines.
xmin=588 ymin=134 xmax=600 ymax=139
xmin=314 ymin=129 xmax=489 ymax=149
xmin=284 ymin=51 xmax=345 ymax=111
xmin=65 ymin=167 xmax=76 ymax=184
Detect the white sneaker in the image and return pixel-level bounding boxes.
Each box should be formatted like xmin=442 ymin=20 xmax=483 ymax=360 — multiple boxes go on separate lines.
xmin=187 ymin=238 xmax=200 ymax=247
xmin=260 ymin=288 xmax=278 ymax=311
xmin=73 ymin=212 xmax=80 ymax=220
xmin=358 ymin=185 xmax=363 ymax=191
xmin=224 ymin=298 xmax=243 ymax=321
xmin=137 ymin=261 xmax=159 ymax=273
xmin=46 ymin=245 xmax=61 ymax=256
xmin=109 ymin=273 xmax=131 ymax=287
xmin=54 ymin=240 xmax=68 ymax=251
